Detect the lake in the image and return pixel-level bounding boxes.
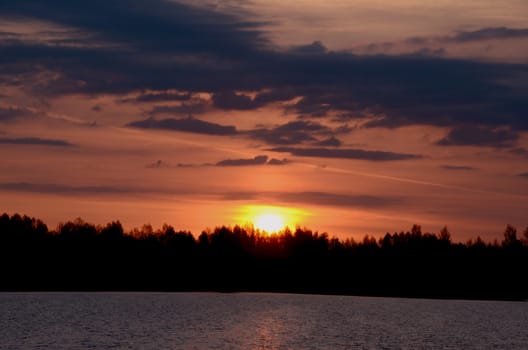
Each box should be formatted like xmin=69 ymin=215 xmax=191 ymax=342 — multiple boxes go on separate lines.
xmin=1 ymin=292 xmax=527 ymax=349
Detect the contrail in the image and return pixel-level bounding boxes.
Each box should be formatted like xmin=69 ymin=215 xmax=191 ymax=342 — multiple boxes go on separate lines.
xmin=294 ymin=161 xmax=527 ymax=199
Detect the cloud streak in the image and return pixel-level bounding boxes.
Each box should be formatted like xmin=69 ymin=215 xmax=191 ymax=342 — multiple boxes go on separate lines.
xmin=269 ymin=147 xmax=421 ymax=161
xmin=436 ymin=126 xmax=518 ymax=148
xmin=441 ymin=165 xmax=476 ymax=171
xmin=215 ymin=155 xmax=289 ymax=166
xmin=127 ymin=116 xmax=237 ymax=135
xmin=447 ymin=27 xmax=528 ymax=43
xmin=248 ymin=120 xmax=334 ymax=145
xmin=0 ymin=136 xmax=73 ymax=146
xmin=0 ymin=182 xmax=124 ymax=194
xmin=220 ymin=190 xmax=400 ymax=208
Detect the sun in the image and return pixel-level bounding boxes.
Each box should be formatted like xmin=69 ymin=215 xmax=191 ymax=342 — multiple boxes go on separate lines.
xmin=238 ymin=205 xmax=305 ymax=234
xmin=254 ymin=213 xmax=285 ymax=233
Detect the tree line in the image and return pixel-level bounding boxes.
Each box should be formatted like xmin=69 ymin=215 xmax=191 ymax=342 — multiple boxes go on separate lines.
xmin=1 ymin=213 xmax=527 ymax=300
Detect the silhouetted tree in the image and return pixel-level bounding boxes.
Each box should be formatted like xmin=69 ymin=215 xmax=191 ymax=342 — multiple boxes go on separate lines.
xmin=1 ymin=212 xmax=527 ymax=300
xmin=502 ymin=224 xmax=520 ymax=248
xmin=438 ymin=226 xmax=451 ymax=243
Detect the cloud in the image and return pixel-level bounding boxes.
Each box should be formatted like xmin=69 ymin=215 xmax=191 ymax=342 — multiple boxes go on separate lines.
xmin=0 ymin=0 xmax=267 ymax=57
xmin=248 ymin=120 xmax=333 ymax=145
xmin=216 ymin=155 xmax=268 ymax=166
xmin=121 ymin=91 xmax=192 ymax=103
xmin=436 ymin=126 xmax=518 ymax=148
xmin=269 ymin=146 xmax=421 ymax=161
xmin=267 ymin=158 xmax=290 ymax=165
xmin=448 ymin=27 xmax=528 ymax=43
xmin=510 ymin=148 xmax=528 ymax=157
xmin=289 ymin=41 xmax=328 ymax=55
xmin=1 ymin=1 xmax=527 ymax=139
xmin=518 ymin=172 xmax=528 ymax=178
xmin=0 ymin=106 xmax=35 ymax=122
xmin=168 ymin=156 xmax=290 ymax=168
xmin=0 ymin=136 xmax=73 ymax=146
xmin=406 ymin=27 xmax=528 ymax=45
xmin=315 ymin=137 xmax=342 ymax=147
xmin=441 ymin=165 xmax=476 ymax=171
xmin=215 ymin=155 xmax=291 ymax=167
xmin=212 ymin=91 xmax=255 ymax=110
xmin=149 ymin=100 xmax=209 ymax=115
xmin=127 ymin=116 xmax=237 ymax=135
xmin=0 ymin=182 xmax=124 ymax=194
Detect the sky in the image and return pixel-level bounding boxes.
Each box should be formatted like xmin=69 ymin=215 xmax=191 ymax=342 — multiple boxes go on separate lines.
xmin=1 ymin=0 xmax=527 ymax=241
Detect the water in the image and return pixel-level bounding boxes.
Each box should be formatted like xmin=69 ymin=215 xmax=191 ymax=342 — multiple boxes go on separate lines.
xmin=1 ymin=292 xmax=527 ymax=349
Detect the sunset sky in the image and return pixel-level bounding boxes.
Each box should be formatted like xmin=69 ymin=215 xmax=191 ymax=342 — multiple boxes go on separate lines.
xmin=1 ymin=0 xmax=527 ymax=241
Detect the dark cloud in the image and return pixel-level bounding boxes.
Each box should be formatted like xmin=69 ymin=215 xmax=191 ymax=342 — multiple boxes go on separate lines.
xmin=269 ymin=146 xmax=421 ymax=161
xmin=1 ymin=1 xmax=527 ymax=138
xmin=211 ymin=89 xmax=297 ymax=110
xmin=449 ymin=27 xmax=528 ymax=43
xmin=0 ymin=106 xmax=35 ymax=122
xmin=216 ymin=155 xmax=268 ymax=166
xmin=436 ymin=126 xmax=518 ymax=148
xmin=0 ymin=136 xmax=73 ymax=146
xmin=179 ymin=155 xmax=290 ymax=167
xmin=0 ymin=0 xmax=266 ymax=57
xmin=127 ymin=116 xmax=237 ymax=135
xmin=0 ymin=182 xmax=124 ymax=194
xmin=441 ymin=165 xmax=476 ymax=171
xmin=248 ymin=120 xmax=332 ymax=145
xmin=122 ymin=91 xmax=192 ymax=103
xmin=406 ymin=27 xmax=528 ymax=45
xmin=212 ymin=91 xmax=255 ymax=110
xmin=149 ymin=100 xmax=209 ymax=115
xmin=91 ymin=104 xmax=102 ymax=112
xmin=267 ymin=158 xmax=290 ymax=165
xmin=412 ymin=47 xmax=447 ymax=57
xmin=518 ymin=172 xmax=528 ymax=178
xmin=289 ymin=41 xmax=328 ymax=55
xmin=510 ymin=148 xmax=528 ymax=157
xmin=253 ymin=88 xmax=298 ymax=106
xmin=315 ymin=137 xmax=342 ymax=147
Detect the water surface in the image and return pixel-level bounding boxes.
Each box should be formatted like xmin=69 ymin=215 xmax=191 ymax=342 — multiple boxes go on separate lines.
xmin=1 ymin=292 xmax=527 ymax=349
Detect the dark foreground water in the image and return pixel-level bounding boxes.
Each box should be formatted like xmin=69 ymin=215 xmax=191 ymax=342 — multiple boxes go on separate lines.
xmin=1 ymin=292 xmax=527 ymax=349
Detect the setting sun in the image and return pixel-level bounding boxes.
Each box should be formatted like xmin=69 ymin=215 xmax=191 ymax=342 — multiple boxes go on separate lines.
xmin=238 ymin=205 xmax=305 ymax=233
xmin=254 ymin=213 xmax=285 ymax=233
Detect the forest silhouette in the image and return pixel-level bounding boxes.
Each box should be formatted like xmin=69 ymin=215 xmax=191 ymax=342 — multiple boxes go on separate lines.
xmin=1 ymin=213 xmax=527 ymax=300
